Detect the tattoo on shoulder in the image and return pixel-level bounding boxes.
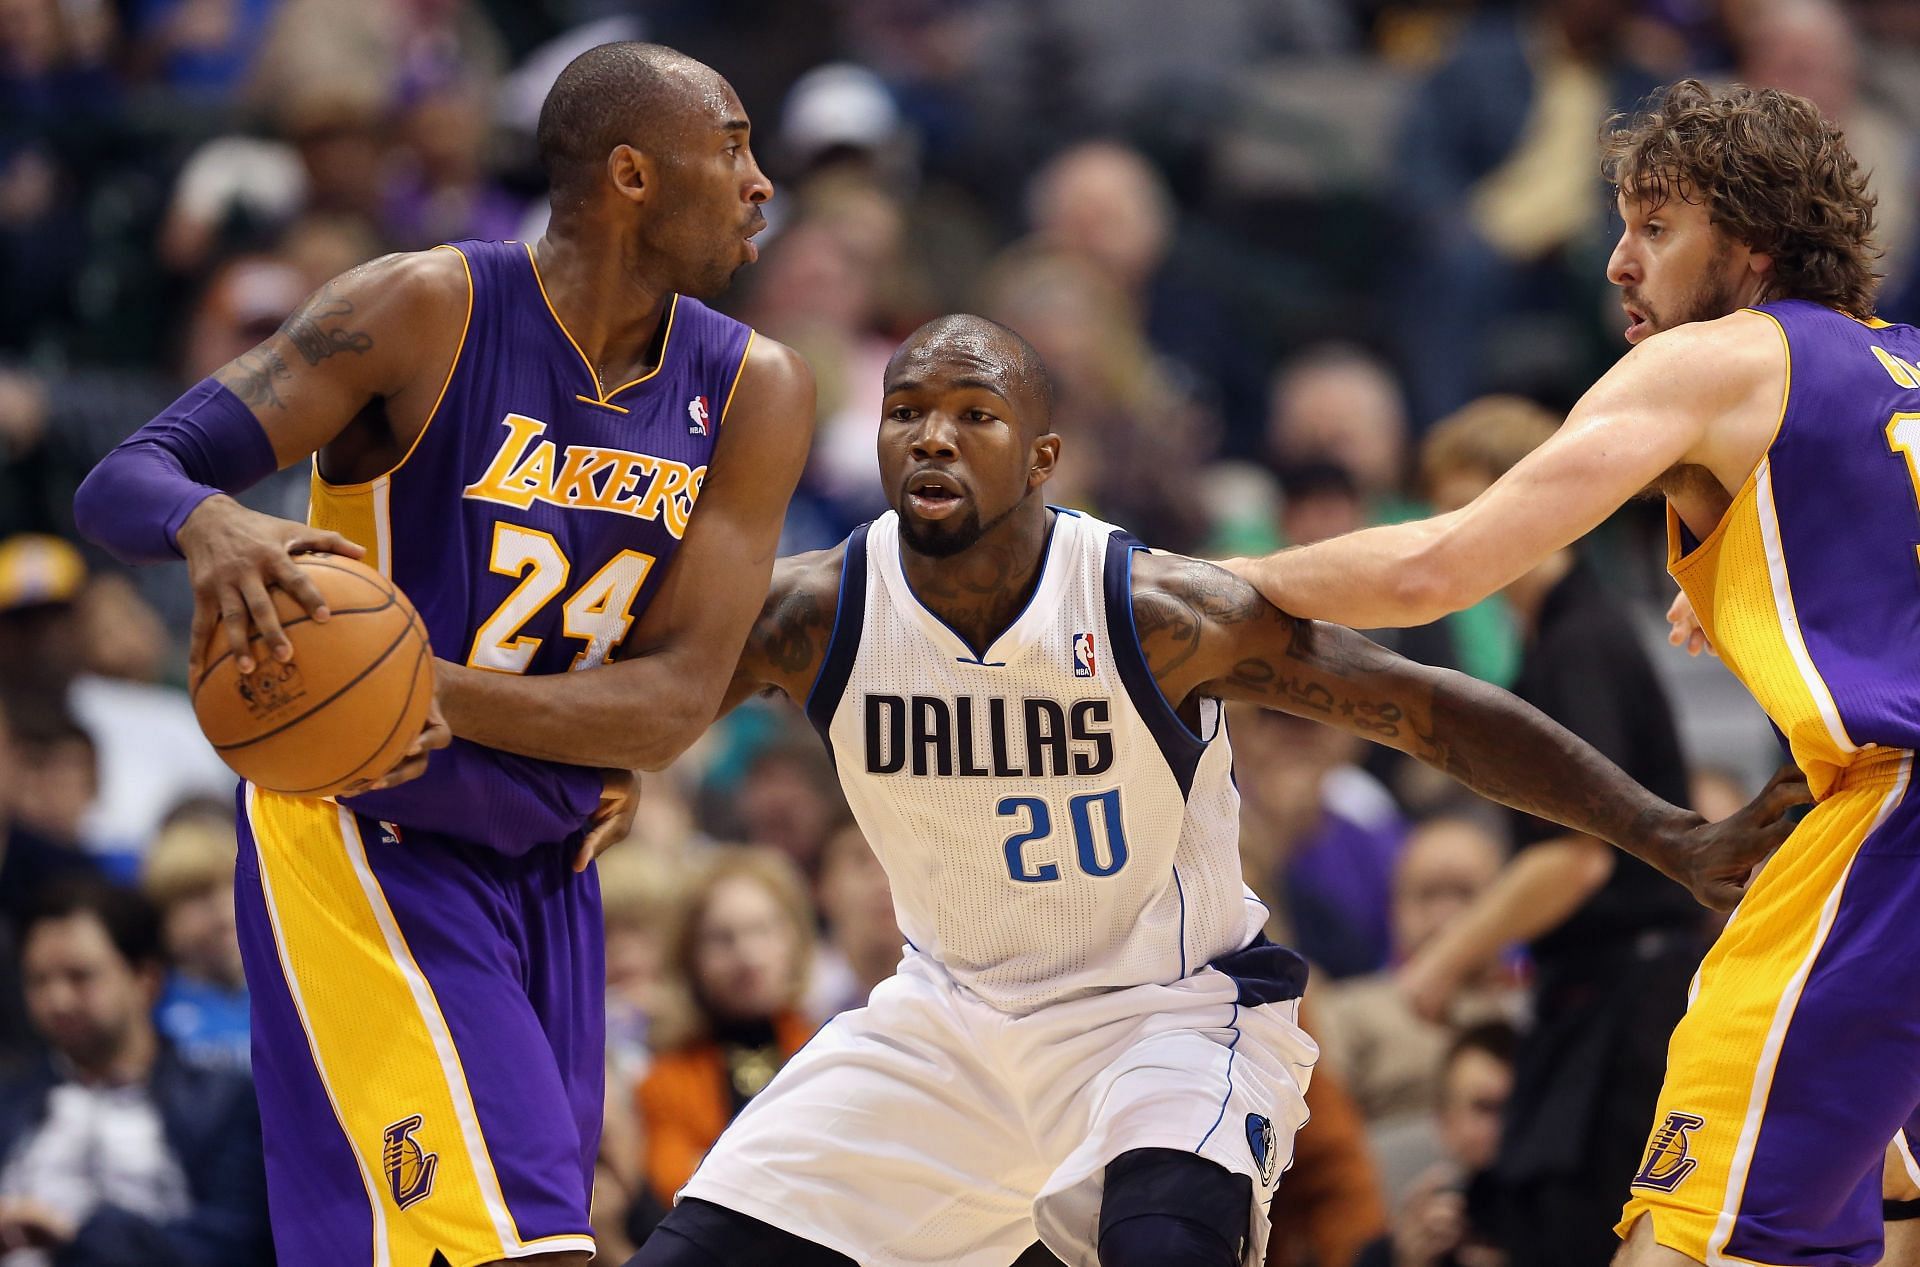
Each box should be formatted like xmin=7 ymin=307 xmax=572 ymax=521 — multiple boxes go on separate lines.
xmin=279 ymin=285 xmax=375 ymax=367
xmin=222 ymin=346 xmax=292 ymax=410
xmin=1133 ymin=556 xmax=1277 ymax=670
xmin=754 ymin=574 xmax=836 ymax=680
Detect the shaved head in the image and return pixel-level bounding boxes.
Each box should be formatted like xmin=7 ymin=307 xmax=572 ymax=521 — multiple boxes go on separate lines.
xmin=885 ymin=314 xmax=1053 ymax=436
xmin=537 ymin=42 xmax=732 ymax=207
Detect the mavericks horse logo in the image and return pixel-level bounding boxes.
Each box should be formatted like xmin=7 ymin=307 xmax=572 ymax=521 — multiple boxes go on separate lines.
xmin=382 ymin=1114 xmax=439 ymax=1210
xmin=1246 ymin=1113 xmax=1278 ymax=1185
xmin=1634 ymin=1111 xmax=1706 ymax=1193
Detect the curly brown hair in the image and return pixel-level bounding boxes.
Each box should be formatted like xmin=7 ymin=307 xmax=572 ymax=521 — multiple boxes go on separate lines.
xmin=1602 ymin=78 xmax=1881 ymax=315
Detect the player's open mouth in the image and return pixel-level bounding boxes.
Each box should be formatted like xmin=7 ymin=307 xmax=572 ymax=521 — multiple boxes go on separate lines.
xmin=905 ymin=472 xmax=966 ymax=520
xmin=1623 ymin=303 xmax=1652 ymax=343
xmin=744 ymin=217 xmax=766 ymax=262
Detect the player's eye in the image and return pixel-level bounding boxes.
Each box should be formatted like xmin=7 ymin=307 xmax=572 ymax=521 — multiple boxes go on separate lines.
xmin=1646 ymin=223 xmax=1663 ymax=239
xmin=887 ymin=406 xmax=917 ymax=421
xmin=967 ymin=408 xmax=997 ymax=423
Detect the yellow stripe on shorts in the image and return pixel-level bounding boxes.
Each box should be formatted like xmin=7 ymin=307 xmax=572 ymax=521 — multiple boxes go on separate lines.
xmin=1618 ymin=753 xmax=1911 ymax=1266
xmin=246 ymin=786 xmax=592 ymax=1267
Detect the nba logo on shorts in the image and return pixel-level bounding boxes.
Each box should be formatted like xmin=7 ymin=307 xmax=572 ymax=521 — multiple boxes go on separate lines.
xmin=1072 ymin=632 xmax=1096 ymax=678
xmin=687 ymin=394 xmax=711 ymax=435
xmin=1633 ymin=1110 xmax=1706 ymax=1193
xmin=382 ymin=1114 xmax=439 ymax=1210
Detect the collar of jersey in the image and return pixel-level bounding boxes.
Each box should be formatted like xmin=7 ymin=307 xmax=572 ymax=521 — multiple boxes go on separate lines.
xmin=876 ymin=509 xmax=1074 ymax=667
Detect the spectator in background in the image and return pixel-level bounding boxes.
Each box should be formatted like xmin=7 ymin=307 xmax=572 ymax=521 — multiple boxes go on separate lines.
xmin=123 ymin=0 xmax=278 ymax=98
xmin=1734 ymin=0 xmax=1916 ymax=306
xmin=1277 ymin=461 xmax=1368 ymax=550
xmin=637 ymin=849 xmax=816 ymax=1211
xmin=1396 ymin=397 xmax=1705 ymax=1266
xmin=0 ymin=878 xmax=271 ymax=1264
xmin=1315 ymin=815 xmax=1512 ymax=1122
xmin=1265 ymin=344 xmax=1411 ymax=521
xmin=379 ymin=65 xmax=525 ymax=249
xmin=0 ymin=699 xmax=99 ymax=1071
xmin=1393 ymin=0 xmax=1661 ymax=426
xmin=1354 ymin=1022 xmax=1518 ymax=1267
xmin=980 ymin=247 xmax=1215 ymax=550
xmin=805 ymin=821 xmax=902 ymax=1022
xmin=732 ymin=740 xmax=848 ymax=883
xmin=141 ymin=810 xmax=248 ymax=1072
xmin=1024 ymin=140 xmax=1265 ymax=449
xmin=7 ymin=710 xmax=95 ymax=857
xmin=0 ymin=536 xmax=233 ymax=857
xmin=600 ymin=846 xmax=690 ymax=1088
xmin=1233 ymin=703 xmax=1406 ymax=979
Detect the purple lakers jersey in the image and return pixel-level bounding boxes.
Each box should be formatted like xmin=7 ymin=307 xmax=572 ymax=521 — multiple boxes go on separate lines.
xmin=310 ymin=238 xmax=753 ymax=849
xmin=1669 ymin=299 xmax=1920 ymax=796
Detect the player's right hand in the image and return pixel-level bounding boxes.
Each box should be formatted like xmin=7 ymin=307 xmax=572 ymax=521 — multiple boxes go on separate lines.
xmin=1668 ymin=764 xmax=1811 ymax=910
xmin=1667 ymin=589 xmax=1715 ymax=657
xmin=178 ymin=493 xmax=365 ymax=678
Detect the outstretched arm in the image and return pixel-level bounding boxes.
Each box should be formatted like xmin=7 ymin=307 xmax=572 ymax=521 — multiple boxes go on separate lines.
xmin=1224 ymin=313 xmax=1780 ymax=628
xmin=1132 ymin=551 xmax=1806 ymax=908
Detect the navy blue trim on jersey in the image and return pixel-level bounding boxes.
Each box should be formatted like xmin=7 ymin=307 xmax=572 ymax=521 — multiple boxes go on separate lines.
xmin=805 ymin=524 xmax=871 ymax=746
xmin=1101 ymin=533 xmax=1209 ymax=798
xmin=1209 ymin=933 xmax=1308 ymax=1006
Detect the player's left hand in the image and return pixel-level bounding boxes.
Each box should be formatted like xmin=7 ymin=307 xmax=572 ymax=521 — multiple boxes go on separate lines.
xmin=0 ymin=1196 xmax=77 ymax=1250
xmin=575 ymin=768 xmax=639 ymax=872
xmin=343 ymin=698 xmax=452 ymax=796
xmin=1664 ymin=765 xmax=1811 ymax=910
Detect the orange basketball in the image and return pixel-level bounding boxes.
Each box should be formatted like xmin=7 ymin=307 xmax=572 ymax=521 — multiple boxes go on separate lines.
xmin=191 ymin=555 xmax=434 ymax=799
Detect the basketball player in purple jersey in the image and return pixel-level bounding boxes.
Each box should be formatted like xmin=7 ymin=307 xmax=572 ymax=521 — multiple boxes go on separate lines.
xmin=73 ymin=43 xmax=814 ymax=1267
xmin=1229 ymin=80 xmax=1920 ymax=1267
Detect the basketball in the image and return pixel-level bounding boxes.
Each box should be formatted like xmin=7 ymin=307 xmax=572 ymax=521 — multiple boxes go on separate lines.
xmin=191 ymin=555 xmax=434 ymax=799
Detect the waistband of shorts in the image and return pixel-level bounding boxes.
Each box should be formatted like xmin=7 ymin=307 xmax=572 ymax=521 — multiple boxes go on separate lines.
xmin=1829 ymin=747 xmax=1914 ymax=794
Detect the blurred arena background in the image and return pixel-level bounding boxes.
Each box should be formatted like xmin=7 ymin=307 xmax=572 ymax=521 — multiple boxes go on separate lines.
xmin=1 ymin=0 xmax=1916 ymax=1262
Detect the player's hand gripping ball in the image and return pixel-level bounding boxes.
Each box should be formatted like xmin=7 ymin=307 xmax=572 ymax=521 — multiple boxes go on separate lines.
xmin=191 ymin=556 xmax=437 ymax=798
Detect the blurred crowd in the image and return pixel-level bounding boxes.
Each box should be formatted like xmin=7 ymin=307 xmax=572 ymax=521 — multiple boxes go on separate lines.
xmin=3 ymin=0 xmax=1919 ymax=1262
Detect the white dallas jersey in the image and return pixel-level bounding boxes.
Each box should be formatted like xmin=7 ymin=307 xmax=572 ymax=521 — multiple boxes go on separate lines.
xmin=805 ymin=509 xmax=1285 ymax=1014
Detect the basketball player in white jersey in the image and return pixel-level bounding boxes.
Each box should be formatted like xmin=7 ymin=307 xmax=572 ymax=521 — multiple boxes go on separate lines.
xmin=435 ymin=315 xmax=1800 ymax=1267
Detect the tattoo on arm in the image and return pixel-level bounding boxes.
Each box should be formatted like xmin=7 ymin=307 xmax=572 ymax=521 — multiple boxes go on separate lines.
xmin=279 ymin=288 xmax=375 ymax=366
xmin=222 ymin=345 xmax=293 ymax=410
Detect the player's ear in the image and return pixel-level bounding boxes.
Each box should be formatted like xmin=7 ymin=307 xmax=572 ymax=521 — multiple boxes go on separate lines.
xmin=1027 ymin=434 xmax=1061 ymax=490
xmin=607 ymin=145 xmax=655 ymax=207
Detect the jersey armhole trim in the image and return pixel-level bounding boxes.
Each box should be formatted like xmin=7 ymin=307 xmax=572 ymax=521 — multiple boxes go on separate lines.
xmin=805 ymin=524 xmax=871 ymax=745
xmin=1101 ymin=534 xmax=1208 ymax=798
xmin=314 ymin=243 xmax=474 ymax=494
xmin=718 ymin=330 xmax=756 ymax=426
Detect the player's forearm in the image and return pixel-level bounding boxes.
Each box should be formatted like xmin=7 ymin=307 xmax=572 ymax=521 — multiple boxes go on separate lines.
xmin=1411 ymin=668 xmax=1700 ymax=875
xmin=435 ymin=653 xmax=724 ymax=770
xmin=74 ymin=380 xmax=278 ymax=563
xmin=1234 ymin=517 xmax=1490 ymax=629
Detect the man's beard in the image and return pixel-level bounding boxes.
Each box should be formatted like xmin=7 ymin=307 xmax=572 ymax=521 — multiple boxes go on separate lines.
xmin=1649 ymin=239 xmax=1744 ymax=333
xmin=897 ymin=496 xmax=1022 ymax=558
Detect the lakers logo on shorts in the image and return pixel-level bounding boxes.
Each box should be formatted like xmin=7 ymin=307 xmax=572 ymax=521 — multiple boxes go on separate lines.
xmin=381 ymin=1113 xmax=440 ymax=1210
xmin=1246 ymin=1113 xmax=1277 ymax=1185
xmin=1634 ymin=1110 xmax=1706 ymax=1193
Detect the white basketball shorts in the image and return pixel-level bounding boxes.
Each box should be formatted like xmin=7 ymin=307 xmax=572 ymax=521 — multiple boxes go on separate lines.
xmin=678 ymin=940 xmax=1317 ymax=1267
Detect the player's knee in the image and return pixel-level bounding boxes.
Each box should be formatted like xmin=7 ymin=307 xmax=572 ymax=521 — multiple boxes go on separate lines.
xmin=1097 ymin=1148 xmax=1250 ymax=1267
xmin=1098 ymin=1212 xmax=1239 ymax=1267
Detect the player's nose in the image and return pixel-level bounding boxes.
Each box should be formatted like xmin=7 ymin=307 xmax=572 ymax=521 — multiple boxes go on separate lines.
xmin=909 ymin=413 xmax=959 ymax=459
xmin=745 ymin=151 xmax=773 ymax=205
xmin=1606 ymin=234 xmax=1639 ymax=287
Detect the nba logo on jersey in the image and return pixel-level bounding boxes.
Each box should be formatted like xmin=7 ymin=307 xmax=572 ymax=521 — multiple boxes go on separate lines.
xmin=1072 ymin=632 xmax=1096 ymax=678
xmin=687 ymin=395 xmax=711 ymax=435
